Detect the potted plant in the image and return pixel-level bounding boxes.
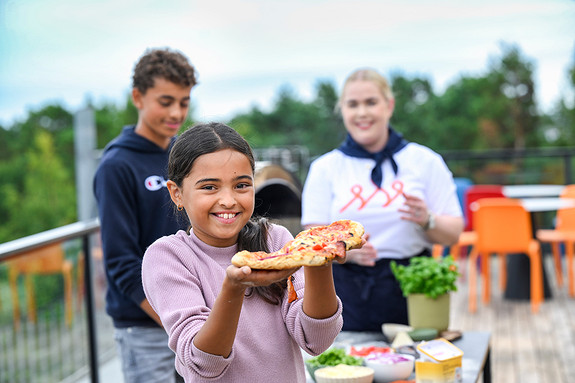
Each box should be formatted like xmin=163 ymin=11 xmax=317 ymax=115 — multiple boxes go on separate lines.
xmin=391 ymin=256 xmax=459 ymax=331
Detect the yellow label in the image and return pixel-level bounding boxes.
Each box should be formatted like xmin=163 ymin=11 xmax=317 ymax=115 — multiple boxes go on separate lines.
xmin=415 ymin=338 xmax=463 ymax=383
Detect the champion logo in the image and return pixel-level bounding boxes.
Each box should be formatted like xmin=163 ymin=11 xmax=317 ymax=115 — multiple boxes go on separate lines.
xmin=145 ymin=175 xmax=168 ymax=191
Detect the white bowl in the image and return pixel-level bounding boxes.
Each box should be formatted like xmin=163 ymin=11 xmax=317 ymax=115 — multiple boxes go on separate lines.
xmin=381 ymin=323 xmax=413 ymax=342
xmin=314 ymin=364 xmax=375 ymax=383
xmin=364 ymin=353 xmax=415 ymax=383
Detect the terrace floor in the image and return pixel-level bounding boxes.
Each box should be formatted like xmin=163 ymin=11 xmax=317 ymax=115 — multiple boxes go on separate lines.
xmin=449 ymin=253 xmax=575 ymax=383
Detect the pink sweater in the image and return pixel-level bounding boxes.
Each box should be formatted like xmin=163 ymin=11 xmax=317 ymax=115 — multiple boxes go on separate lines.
xmin=142 ymin=224 xmax=343 ymax=382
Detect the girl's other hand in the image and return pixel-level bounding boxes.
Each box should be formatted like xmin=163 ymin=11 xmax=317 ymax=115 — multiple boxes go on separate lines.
xmin=345 ymin=233 xmax=376 ymax=266
xmin=334 ymin=234 xmax=367 ymax=265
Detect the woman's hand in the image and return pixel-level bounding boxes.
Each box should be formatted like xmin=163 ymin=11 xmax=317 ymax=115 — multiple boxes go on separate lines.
xmin=345 ymin=234 xmax=376 ymax=266
xmin=399 ymin=192 xmax=430 ymax=228
xmin=399 ymin=192 xmax=464 ymax=245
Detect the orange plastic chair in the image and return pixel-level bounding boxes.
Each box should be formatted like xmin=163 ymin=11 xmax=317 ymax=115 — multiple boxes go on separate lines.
xmin=457 ymin=185 xmax=505 ymax=256
xmin=536 ymin=185 xmax=575 ymax=296
xmin=8 ymin=242 xmax=73 ymax=329
xmin=468 ymin=198 xmax=544 ymax=313
xmin=433 ymin=186 xmax=504 ymax=276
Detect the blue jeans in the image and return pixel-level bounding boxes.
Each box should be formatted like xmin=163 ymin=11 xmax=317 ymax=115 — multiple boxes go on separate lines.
xmin=114 ymin=327 xmax=177 ymax=383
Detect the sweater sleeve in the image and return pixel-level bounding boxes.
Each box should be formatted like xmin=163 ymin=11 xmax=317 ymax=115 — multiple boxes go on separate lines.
xmin=94 ymin=158 xmax=147 ymax=305
xmin=283 ymin=273 xmax=343 ymax=356
xmin=270 ymin=225 xmax=344 ymax=356
xmin=142 ymin=235 xmax=234 ymax=378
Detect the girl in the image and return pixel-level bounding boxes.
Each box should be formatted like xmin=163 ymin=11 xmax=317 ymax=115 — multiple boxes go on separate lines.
xmin=142 ymin=122 xmax=346 ymax=382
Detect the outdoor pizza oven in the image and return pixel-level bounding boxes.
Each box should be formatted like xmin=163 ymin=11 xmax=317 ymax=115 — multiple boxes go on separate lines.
xmin=254 ymin=163 xmax=302 ymax=235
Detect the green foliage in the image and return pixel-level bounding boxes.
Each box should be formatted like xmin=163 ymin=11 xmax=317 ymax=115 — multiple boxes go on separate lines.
xmin=230 ymin=81 xmax=345 ymax=157
xmin=391 ymin=256 xmax=459 ymax=299
xmin=0 ymin=41 xmax=574 ymax=244
xmin=391 ymin=43 xmax=541 ymax=152
xmin=546 ymin=59 xmax=575 ymax=146
xmin=94 ymin=94 xmax=139 ymax=148
xmin=0 ymin=131 xmax=76 ymax=242
xmin=306 ymin=347 xmax=363 ymax=367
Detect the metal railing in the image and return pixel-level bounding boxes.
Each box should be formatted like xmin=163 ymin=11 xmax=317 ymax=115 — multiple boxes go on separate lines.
xmin=0 ymin=146 xmax=574 ymax=382
xmin=440 ymin=147 xmax=575 ymax=185
xmin=0 ymin=220 xmax=103 ymax=383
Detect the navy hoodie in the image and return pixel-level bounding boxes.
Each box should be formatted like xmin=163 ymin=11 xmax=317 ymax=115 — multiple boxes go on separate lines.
xmin=93 ymin=126 xmax=187 ymax=328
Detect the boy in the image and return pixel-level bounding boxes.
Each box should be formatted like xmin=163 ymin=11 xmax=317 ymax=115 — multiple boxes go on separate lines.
xmin=93 ymin=48 xmax=197 ymax=383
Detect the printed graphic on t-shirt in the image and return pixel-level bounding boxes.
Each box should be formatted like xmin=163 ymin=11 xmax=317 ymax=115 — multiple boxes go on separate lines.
xmin=144 ymin=175 xmax=168 ymax=191
xmin=340 ymin=180 xmax=404 ymax=213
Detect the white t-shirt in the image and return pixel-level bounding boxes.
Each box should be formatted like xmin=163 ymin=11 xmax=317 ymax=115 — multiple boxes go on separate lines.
xmin=301 ymin=143 xmax=462 ymax=259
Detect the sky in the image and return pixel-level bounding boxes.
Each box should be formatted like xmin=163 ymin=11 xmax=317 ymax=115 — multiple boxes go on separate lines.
xmin=0 ymin=0 xmax=574 ymax=127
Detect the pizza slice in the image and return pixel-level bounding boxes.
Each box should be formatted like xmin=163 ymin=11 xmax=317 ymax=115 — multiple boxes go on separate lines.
xmin=231 ymin=220 xmax=364 ymax=270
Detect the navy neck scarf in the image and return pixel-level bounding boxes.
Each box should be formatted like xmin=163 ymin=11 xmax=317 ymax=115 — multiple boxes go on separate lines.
xmin=337 ymin=126 xmax=408 ymax=188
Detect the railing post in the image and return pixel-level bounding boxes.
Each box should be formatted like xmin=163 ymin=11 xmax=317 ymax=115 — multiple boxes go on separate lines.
xmin=82 ymin=235 xmax=99 ymax=383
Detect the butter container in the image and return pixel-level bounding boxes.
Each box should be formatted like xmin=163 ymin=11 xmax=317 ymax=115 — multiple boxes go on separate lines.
xmin=415 ymin=338 xmax=463 ymax=383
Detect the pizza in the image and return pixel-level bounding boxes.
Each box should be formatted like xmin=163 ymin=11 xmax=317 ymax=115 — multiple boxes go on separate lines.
xmin=231 ymin=219 xmax=364 ymax=270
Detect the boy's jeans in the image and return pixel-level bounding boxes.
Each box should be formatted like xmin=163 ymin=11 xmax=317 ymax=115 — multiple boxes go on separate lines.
xmin=114 ymin=326 xmax=177 ymax=383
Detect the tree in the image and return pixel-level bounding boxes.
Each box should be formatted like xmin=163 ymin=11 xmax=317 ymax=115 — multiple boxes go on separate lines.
xmin=389 ymin=73 xmax=444 ymax=149
xmin=486 ymin=43 xmax=539 ymax=149
xmin=0 ymin=131 xmax=76 ymax=242
xmin=230 ymin=82 xmax=344 ymax=157
xmin=546 ymin=51 xmax=575 ymax=146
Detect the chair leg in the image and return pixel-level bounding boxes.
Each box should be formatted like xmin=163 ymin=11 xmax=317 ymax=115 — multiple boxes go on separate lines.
xmin=528 ymin=245 xmax=543 ymax=313
xmin=451 ymin=243 xmax=461 ymax=261
xmin=551 ymin=242 xmax=564 ymax=287
xmin=468 ymin=249 xmax=479 ymax=313
xmin=567 ymin=241 xmax=575 ymax=297
xmin=77 ymin=253 xmax=85 ymax=309
xmin=25 ymin=275 xmax=37 ymax=323
xmin=432 ymin=244 xmax=443 ymax=259
xmin=63 ymin=265 xmax=73 ymax=327
xmin=9 ymin=269 xmax=21 ymax=331
xmin=458 ymin=245 xmax=469 ymax=282
xmin=482 ymin=253 xmax=491 ymax=304
xmin=499 ymin=253 xmax=507 ymax=290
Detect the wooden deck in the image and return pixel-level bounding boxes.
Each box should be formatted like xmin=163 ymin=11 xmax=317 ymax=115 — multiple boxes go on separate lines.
xmin=449 ymin=253 xmax=575 ymax=383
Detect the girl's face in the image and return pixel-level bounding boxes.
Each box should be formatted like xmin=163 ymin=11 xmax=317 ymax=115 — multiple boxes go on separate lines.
xmin=168 ymin=148 xmax=255 ymax=247
xmin=340 ymin=80 xmax=395 ymax=153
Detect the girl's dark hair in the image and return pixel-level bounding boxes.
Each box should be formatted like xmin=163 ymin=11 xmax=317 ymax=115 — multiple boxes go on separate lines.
xmin=169 ymin=122 xmax=287 ymax=304
xmin=132 ymin=47 xmax=198 ymax=94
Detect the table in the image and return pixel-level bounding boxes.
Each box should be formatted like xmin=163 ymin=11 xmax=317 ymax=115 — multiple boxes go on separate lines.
xmin=502 ymin=184 xmax=565 ymax=198
xmin=520 ymin=197 xmax=575 ymax=212
xmin=305 ymin=331 xmax=492 ymax=383
xmin=504 ymin=197 xmax=575 ymax=301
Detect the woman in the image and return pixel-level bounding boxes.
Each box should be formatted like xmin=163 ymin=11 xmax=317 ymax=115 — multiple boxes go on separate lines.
xmin=301 ymin=68 xmax=463 ymax=332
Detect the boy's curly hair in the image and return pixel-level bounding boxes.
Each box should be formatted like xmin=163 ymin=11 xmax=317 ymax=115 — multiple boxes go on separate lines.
xmin=132 ymin=48 xmax=198 ymax=94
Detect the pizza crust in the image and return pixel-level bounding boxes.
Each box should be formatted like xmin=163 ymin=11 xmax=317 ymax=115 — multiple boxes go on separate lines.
xmin=232 ymin=249 xmax=334 ymax=269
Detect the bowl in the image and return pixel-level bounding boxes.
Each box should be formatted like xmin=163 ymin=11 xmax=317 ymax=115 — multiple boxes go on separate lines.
xmin=314 ymin=364 xmax=375 ymax=383
xmin=305 ymin=360 xmax=327 ymax=382
xmin=305 ymin=347 xmax=364 ymax=382
xmin=381 ymin=323 xmax=413 ymax=342
xmin=364 ymin=353 xmax=415 ymax=383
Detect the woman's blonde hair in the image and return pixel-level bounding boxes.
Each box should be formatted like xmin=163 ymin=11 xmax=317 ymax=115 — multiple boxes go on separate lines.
xmin=337 ymin=68 xmax=394 ymax=111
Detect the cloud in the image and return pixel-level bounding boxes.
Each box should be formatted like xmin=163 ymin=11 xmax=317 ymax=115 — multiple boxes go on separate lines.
xmin=0 ymin=0 xmax=573 ymax=125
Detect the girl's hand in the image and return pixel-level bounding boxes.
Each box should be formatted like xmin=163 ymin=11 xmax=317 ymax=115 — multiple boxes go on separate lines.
xmin=399 ymin=192 xmax=429 ymax=228
xmin=225 ymin=265 xmax=299 ymax=289
xmin=345 ymin=234 xmax=376 ymax=266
